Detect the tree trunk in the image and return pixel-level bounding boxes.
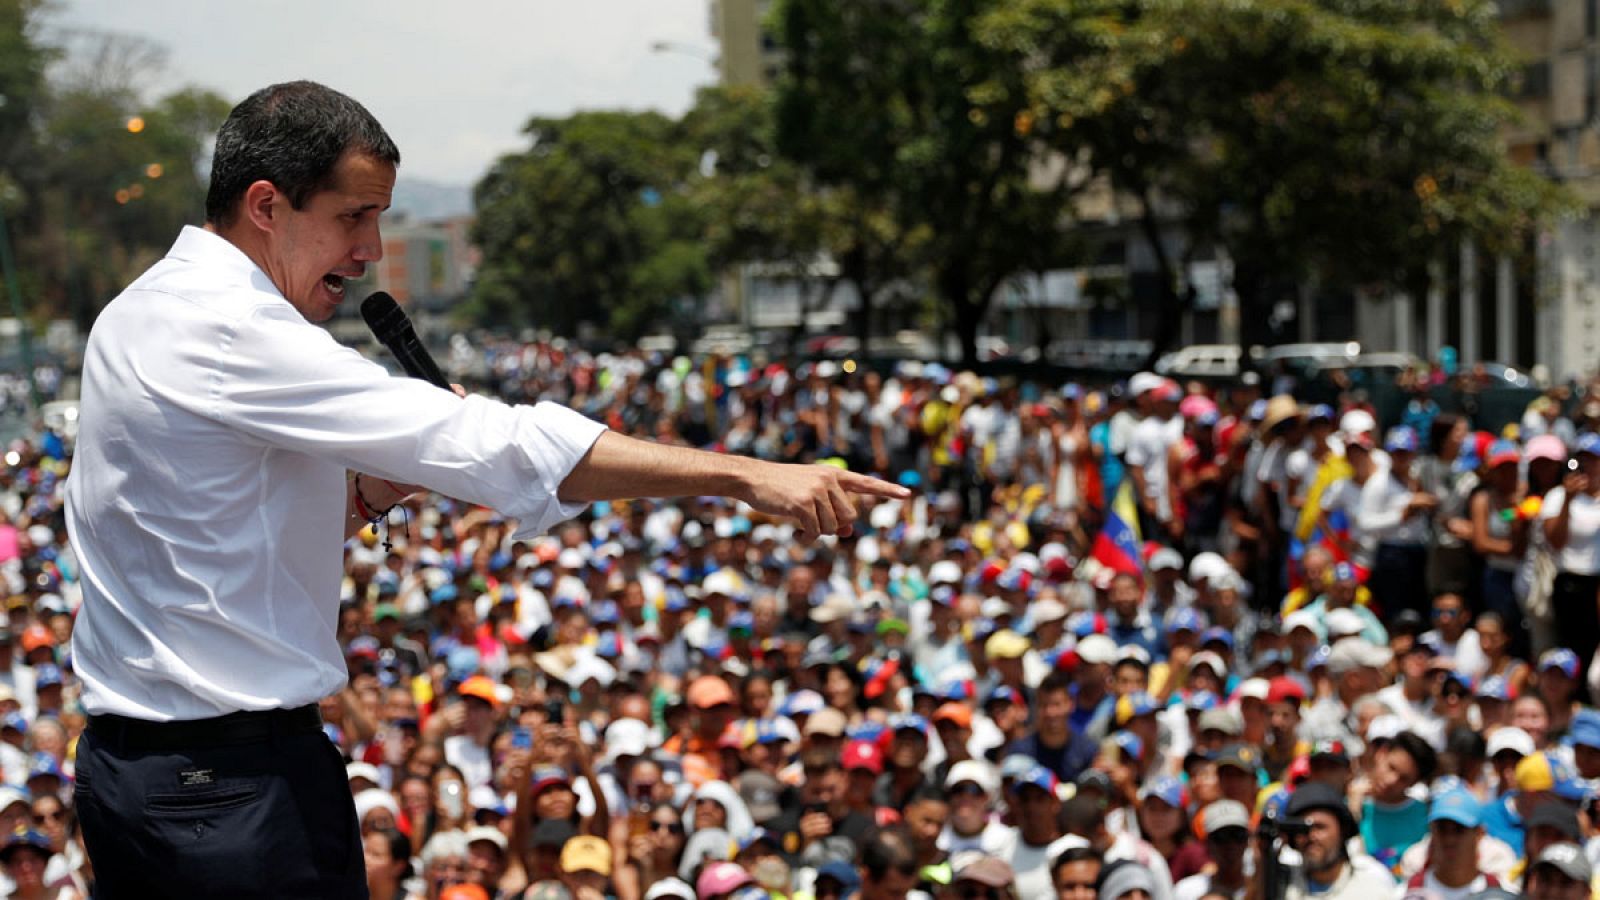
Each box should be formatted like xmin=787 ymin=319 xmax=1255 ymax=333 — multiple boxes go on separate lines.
xmin=1133 ymin=187 xmax=1189 ymax=368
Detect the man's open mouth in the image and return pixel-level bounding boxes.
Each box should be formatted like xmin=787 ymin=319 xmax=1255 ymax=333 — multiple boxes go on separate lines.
xmin=322 ymin=273 xmax=346 ymax=297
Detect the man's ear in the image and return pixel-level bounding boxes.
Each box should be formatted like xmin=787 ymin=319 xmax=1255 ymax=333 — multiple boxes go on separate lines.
xmin=242 ymin=180 xmax=281 ymax=234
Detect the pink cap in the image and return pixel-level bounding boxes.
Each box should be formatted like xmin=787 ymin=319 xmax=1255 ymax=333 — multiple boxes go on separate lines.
xmin=1527 ymin=434 xmax=1566 ymax=463
xmin=697 ymin=861 xmax=754 ymax=897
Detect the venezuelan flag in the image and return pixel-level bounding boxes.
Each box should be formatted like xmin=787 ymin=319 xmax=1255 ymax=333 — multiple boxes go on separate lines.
xmin=1092 ymin=481 xmax=1144 ymax=575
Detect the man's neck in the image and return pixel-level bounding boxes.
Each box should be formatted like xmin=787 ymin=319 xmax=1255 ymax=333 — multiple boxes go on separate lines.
xmin=1020 ymin=827 xmax=1060 ymax=848
xmin=1433 ymin=866 xmax=1479 ymax=890
xmin=1305 ymin=860 xmax=1346 ymax=888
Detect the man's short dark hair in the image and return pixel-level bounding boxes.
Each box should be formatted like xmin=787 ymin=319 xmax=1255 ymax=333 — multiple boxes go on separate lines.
xmin=1039 ymin=671 xmax=1073 ymax=698
xmin=859 ymin=826 xmax=917 ymax=881
xmin=1389 ymin=731 xmax=1439 ymax=783
xmin=1051 ymin=845 xmax=1101 ymax=878
xmin=206 ymin=80 xmax=400 ymax=225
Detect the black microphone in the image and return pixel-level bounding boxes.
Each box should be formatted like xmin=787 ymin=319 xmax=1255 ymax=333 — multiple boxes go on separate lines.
xmin=360 ymin=291 xmax=451 ymax=390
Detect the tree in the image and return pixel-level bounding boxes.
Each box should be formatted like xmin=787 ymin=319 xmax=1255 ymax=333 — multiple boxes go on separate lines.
xmin=469 ymin=111 xmax=710 ymax=339
xmin=774 ymin=0 xmax=1085 ymax=367
xmin=979 ymin=0 xmax=1569 ymax=357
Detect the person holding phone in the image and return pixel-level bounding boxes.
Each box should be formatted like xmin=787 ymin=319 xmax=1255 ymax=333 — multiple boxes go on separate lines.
xmin=1540 ymin=434 xmax=1600 ymax=686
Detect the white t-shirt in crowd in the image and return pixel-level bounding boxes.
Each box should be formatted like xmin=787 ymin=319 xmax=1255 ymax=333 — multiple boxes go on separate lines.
xmin=1541 ymin=486 xmax=1600 ymax=575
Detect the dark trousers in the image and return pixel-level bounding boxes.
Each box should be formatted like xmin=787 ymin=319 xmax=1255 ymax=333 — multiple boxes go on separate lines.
xmin=75 ymin=714 xmax=366 ymax=899
xmin=1370 ymin=542 xmax=1429 ymax=622
xmin=1551 ymin=572 xmax=1600 ymax=686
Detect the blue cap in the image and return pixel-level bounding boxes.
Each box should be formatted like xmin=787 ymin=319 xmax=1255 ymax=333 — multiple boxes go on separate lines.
xmin=0 ymin=828 xmax=51 ymax=861
xmin=930 ymin=585 xmax=957 ymax=607
xmin=1441 ymin=669 xmax=1473 ymax=692
xmin=986 ymin=685 xmax=1022 ymax=707
xmin=1166 ymin=607 xmax=1207 ymax=634
xmin=816 ymin=860 xmax=862 ymax=889
xmin=1306 ymin=646 xmax=1333 ymax=671
xmin=1196 ymin=409 xmax=1220 ymax=427
xmin=1308 ymin=404 xmax=1336 ymax=423
xmin=429 ymin=584 xmax=458 ymax=606
xmin=593 ymin=631 xmax=621 ymax=659
xmin=1577 ymin=433 xmax=1600 ymax=457
xmin=1569 ymin=710 xmax=1600 ymax=750
xmin=728 ymin=610 xmax=755 ymax=633
xmin=1201 ymin=627 xmax=1235 ymax=651
xmin=32 ymin=663 xmax=61 ymax=688
xmin=446 ymin=646 xmax=480 ymax=680
xmin=531 ymin=569 xmax=554 ymax=589
xmin=1477 ymin=674 xmax=1513 ymax=701
xmin=1067 ymin=611 xmax=1104 ymax=638
xmin=847 ymin=721 xmax=887 ymax=744
xmin=1111 ymin=730 xmax=1144 ymax=761
xmin=1385 ymin=426 xmax=1420 ymax=453
xmin=1062 ymin=383 xmax=1084 ymax=400
xmin=1186 ymin=690 xmax=1220 ymax=712
xmin=664 ymin=587 xmax=689 ymax=612
xmin=0 ymin=712 xmax=26 ymax=733
xmin=1541 ymin=648 xmax=1580 ymax=679
xmin=590 ymin=600 xmax=620 ymax=625
xmin=1332 ymin=562 xmax=1358 ymax=583
xmin=777 ymin=690 xmax=824 ymax=718
xmin=1139 ymin=774 xmax=1184 ymax=808
xmin=890 ymin=714 xmax=930 ymax=736
xmin=27 ymin=752 xmax=63 ymax=782
xmin=1115 ymin=691 xmax=1159 ymax=725
xmin=1013 ymin=763 xmax=1059 ymax=795
xmin=1429 ymin=789 xmax=1482 ymax=827
xmin=1248 ymin=399 xmax=1268 ymax=421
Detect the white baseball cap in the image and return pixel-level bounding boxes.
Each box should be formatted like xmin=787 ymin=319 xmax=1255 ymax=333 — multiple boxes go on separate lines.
xmin=1487 ymin=726 xmax=1535 ymax=759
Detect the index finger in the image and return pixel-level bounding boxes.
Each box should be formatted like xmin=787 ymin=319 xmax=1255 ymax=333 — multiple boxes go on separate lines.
xmin=837 ymin=470 xmax=912 ymax=499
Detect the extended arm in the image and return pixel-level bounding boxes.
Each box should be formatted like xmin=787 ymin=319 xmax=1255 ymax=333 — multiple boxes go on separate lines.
xmin=557 ymin=430 xmax=910 ymax=536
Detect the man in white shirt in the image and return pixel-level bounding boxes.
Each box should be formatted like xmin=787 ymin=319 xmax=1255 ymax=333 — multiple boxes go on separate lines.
xmin=1400 ymin=790 xmax=1505 ymax=900
xmin=65 ymin=81 xmax=904 ymax=898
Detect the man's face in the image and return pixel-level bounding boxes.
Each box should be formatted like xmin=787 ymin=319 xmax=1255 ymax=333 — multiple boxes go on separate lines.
xmin=948 ymin=783 xmax=988 ymax=832
xmin=1038 ymin=689 xmax=1071 ymax=733
xmin=1110 ymin=578 xmax=1140 ymax=619
xmin=1371 ymin=746 xmax=1420 ymax=801
xmin=1054 ymin=859 xmax=1101 ymax=900
xmin=1016 ymin=786 xmax=1060 ymax=837
xmin=466 ymin=842 xmax=505 ymax=889
xmin=257 ymin=151 xmax=393 ymax=323
xmin=1269 ymin=701 xmax=1299 ymax=739
xmin=903 ymin=799 xmax=947 ymax=850
xmin=1294 ymin=809 xmax=1345 ymax=872
xmin=1114 ymin=664 xmax=1147 ymax=696
xmin=890 ymin=732 xmax=926 ymax=769
xmin=1429 ymin=819 xmax=1478 ymax=862
xmin=1432 ymin=596 xmax=1466 ymax=639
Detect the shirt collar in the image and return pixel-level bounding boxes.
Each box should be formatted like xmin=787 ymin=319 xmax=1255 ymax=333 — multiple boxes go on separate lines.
xmin=166 ymin=226 xmax=281 ymax=296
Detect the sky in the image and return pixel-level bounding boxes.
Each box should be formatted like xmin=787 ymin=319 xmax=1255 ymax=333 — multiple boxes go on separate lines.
xmin=48 ymin=0 xmax=719 ymax=186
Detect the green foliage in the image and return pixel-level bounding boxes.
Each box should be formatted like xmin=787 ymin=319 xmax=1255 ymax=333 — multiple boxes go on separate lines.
xmin=978 ymin=0 xmax=1570 ymax=349
xmin=468 ymin=110 xmax=710 ymax=339
xmin=775 ymin=0 xmax=1080 ymax=366
xmin=0 ymin=2 xmax=231 ymax=328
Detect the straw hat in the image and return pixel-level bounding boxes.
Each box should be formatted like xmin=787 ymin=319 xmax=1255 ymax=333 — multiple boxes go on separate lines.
xmin=1260 ymin=395 xmax=1302 ymax=433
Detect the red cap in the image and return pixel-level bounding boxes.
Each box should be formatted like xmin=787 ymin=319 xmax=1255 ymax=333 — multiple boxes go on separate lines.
xmin=841 ymin=740 xmax=884 ymax=775
xmin=1266 ymin=676 xmax=1306 ymax=706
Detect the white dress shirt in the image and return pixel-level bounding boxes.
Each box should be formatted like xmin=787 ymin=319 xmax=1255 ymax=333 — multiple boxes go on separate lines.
xmin=65 ymin=227 xmax=606 ymax=720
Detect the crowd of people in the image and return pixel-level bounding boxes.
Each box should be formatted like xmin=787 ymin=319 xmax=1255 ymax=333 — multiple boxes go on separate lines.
xmin=4 ymin=342 xmax=1600 ymax=900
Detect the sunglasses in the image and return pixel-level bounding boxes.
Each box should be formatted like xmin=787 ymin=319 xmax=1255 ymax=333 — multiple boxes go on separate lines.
xmin=651 ymin=821 xmax=684 ymax=834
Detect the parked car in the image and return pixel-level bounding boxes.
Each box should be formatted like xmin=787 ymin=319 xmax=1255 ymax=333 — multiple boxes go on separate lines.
xmin=1155 ymin=344 xmax=1242 ymax=378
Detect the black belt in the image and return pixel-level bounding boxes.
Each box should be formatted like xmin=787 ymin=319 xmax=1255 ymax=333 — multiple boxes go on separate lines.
xmin=88 ymin=704 xmax=323 ymax=752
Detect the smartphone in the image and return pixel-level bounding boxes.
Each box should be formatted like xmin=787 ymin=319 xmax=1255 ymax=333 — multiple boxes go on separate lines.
xmin=544 ymin=698 xmax=564 ymax=724
xmin=512 ymin=727 xmax=533 ymax=750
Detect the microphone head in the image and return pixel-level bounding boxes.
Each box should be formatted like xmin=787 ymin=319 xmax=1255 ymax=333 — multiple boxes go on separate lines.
xmin=360 ymin=291 xmax=408 ymax=341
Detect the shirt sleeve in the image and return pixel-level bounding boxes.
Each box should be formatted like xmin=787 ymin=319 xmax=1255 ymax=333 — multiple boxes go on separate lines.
xmin=1542 ymin=487 xmax=1568 ymax=521
xmin=210 ymin=305 xmax=606 ymax=538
